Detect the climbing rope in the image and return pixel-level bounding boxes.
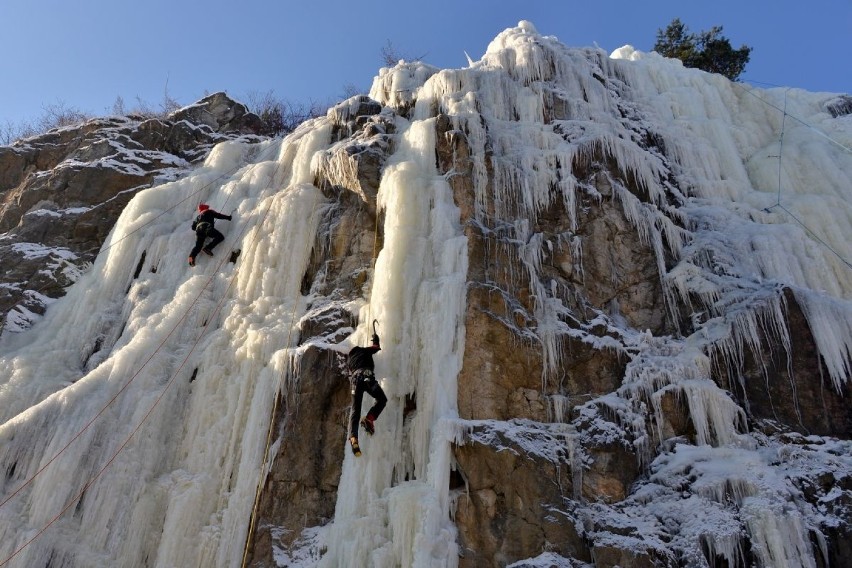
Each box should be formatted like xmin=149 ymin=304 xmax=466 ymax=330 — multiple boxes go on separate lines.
xmin=770 ymin=204 xmax=852 ymax=269
xmin=729 ymin=81 xmax=852 ymax=271
xmin=240 ymin=185 xmax=385 ymax=567
xmin=776 ymin=89 xmax=788 ymax=208
xmin=240 ymin=195 xmax=323 ymax=568
xmin=0 ymin=246 xmax=242 ymax=565
xmin=0 ymin=138 xmax=282 ymax=335
xmin=0 ymin=139 xmax=286 ymax=511
xmin=0 ymin=146 xmax=287 ymax=566
xmin=366 ymin=199 xmax=383 ymax=326
xmin=736 ymin=81 xmax=852 ymax=154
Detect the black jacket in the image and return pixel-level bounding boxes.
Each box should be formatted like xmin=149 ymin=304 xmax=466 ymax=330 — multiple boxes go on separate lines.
xmin=192 ymin=210 xmax=231 ymax=234
xmin=348 ymin=339 xmax=380 ymax=372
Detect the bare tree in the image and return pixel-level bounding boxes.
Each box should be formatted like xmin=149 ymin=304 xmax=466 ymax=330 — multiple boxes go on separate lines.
xmin=245 ymin=90 xmax=330 ymax=137
xmin=340 ymin=83 xmax=364 ymax=99
xmin=160 ymin=78 xmax=181 ymax=115
xmin=0 ymin=101 xmax=90 ymax=145
xmin=380 ymin=39 xmax=427 ymax=66
xmin=34 ymin=102 xmax=89 ymax=132
xmin=381 ymin=40 xmax=402 ymax=66
xmin=130 ymin=96 xmax=158 ymax=119
xmin=0 ymin=120 xmax=26 ymax=145
xmin=111 ymin=95 xmax=127 ymax=116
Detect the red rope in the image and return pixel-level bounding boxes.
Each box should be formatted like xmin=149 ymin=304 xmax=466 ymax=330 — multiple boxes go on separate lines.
xmin=0 ymin=153 xmax=286 ymax=565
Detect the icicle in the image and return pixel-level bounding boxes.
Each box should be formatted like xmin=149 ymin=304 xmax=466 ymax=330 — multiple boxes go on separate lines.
xmin=548 ymin=394 xmax=571 ymax=423
xmin=743 ymin=499 xmax=818 ymax=568
xmin=793 ymin=289 xmax=852 ymax=391
xmin=700 ymin=533 xmax=747 ymax=567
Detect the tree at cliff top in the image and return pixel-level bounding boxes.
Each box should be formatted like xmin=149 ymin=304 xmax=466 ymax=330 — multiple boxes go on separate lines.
xmin=654 ymin=18 xmax=752 ymax=81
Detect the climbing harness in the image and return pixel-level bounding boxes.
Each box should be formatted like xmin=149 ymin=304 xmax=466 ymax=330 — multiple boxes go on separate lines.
xmin=194 ymin=220 xmax=212 ymax=235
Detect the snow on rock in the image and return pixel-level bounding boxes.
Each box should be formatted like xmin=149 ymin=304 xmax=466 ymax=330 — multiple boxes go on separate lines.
xmin=0 ymin=93 xmax=264 ymax=338
xmin=0 ymin=20 xmax=849 ymax=568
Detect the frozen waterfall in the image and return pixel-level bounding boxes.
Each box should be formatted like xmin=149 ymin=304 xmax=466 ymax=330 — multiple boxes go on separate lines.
xmin=1 ymin=20 xmax=850 ymax=568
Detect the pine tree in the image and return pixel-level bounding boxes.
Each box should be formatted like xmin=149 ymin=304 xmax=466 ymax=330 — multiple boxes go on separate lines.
xmin=653 ymin=19 xmax=752 ymax=81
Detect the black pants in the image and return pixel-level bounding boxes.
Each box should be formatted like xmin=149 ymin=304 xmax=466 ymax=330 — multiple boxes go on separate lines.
xmin=190 ymin=228 xmax=224 ymax=258
xmin=349 ymin=371 xmax=387 ymax=439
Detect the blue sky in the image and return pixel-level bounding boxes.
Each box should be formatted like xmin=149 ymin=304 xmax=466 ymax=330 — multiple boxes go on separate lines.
xmin=2 ymin=0 xmax=849 ymax=127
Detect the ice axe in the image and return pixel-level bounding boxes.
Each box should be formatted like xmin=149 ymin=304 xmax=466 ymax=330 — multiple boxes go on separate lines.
xmin=371 ymin=319 xmax=380 ymax=345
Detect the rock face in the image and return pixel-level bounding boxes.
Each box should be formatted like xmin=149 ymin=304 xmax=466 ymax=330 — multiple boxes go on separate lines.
xmin=244 ymin=95 xmax=395 ymax=562
xmin=242 ymin=33 xmax=850 ymax=568
xmin=0 ymin=92 xmax=262 ymax=333
xmin=1 ymin=26 xmax=849 ymax=568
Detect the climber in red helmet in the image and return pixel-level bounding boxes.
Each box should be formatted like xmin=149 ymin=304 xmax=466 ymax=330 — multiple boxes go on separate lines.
xmin=188 ymin=203 xmax=232 ymax=266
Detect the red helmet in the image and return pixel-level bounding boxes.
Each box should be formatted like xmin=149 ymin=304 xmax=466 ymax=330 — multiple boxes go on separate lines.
xmin=198 ymin=203 xmax=210 ymax=212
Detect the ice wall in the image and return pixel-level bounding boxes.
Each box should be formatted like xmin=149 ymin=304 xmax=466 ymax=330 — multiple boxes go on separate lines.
xmin=611 ymin=44 xmax=852 ymax=390
xmin=372 ymin=21 xmax=852 ymax=397
xmin=317 ymin=93 xmax=467 ymax=568
xmin=0 ymin=18 xmax=849 ymax=568
xmin=0 ymin=121 xmax=335 ymax=567
xmin=367 ymin=21 xmax=850 ymax=567
xmin=0 ymin=78 xmax=469 ymax=568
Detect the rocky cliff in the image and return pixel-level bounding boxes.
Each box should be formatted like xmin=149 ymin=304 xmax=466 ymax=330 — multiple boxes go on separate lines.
xmin=0 ymin=22 xmax=849 ymax=568
xmin=0 ymin=92 xmax=262 ymax=332
xmin=243 ymin=25 xmax=851 ymax=568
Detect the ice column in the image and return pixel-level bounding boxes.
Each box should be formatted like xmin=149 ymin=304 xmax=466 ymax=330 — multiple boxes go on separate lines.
xmin=319 ymin=105 xmax=466 ymax=566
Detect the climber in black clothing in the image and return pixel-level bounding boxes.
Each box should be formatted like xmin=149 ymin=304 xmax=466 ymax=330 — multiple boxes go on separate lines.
xmin=189 ymin=203 xmax=232 ymax=266
xmin=347 ymin=325 xmax=385 ymax=457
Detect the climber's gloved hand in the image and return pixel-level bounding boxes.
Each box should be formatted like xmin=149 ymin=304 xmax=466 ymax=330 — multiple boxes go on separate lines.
xmin=371 ymin=333 xmax=380 ymax=346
